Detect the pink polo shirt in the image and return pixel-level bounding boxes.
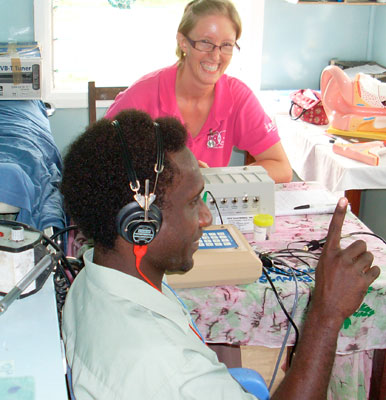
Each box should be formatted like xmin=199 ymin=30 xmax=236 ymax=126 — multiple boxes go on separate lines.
xmin=105 ymin=64 xmax=280 ymax=167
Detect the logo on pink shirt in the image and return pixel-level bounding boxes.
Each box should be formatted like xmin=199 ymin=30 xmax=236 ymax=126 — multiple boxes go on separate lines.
xmin=264 ymin=121 xmax=275 ymax=133
xmin=207 ymin=129 xmax=226 ymax=149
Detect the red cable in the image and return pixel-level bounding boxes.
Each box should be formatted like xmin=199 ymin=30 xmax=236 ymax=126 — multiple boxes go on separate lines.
xmin=133 ymin=244 xmax=160 ymax=292
xmin=189 ymin=325 xmax=206 ymax=344
xmin=133 ymin=244 xmax=205 ymax=344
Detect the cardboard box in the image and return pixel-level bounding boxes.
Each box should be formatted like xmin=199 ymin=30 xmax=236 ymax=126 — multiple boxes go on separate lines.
xmin=0 ymin=42 xmax=42 ymax=99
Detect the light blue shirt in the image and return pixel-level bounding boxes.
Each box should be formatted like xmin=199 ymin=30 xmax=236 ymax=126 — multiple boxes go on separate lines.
xmin=62 ymin=249 xmax=256 ymax=399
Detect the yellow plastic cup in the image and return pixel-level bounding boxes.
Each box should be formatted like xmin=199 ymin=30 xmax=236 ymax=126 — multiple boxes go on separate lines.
xmin=253 ymin=214 xmax=274 ymax=241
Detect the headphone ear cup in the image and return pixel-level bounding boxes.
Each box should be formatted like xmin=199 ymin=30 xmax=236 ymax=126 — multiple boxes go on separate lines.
xmin=116 ymin=202 xmax=162 ymax=245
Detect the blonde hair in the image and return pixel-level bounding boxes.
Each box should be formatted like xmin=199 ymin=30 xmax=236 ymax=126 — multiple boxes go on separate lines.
xmin=176 ymin=0 xmax=242 ymax=63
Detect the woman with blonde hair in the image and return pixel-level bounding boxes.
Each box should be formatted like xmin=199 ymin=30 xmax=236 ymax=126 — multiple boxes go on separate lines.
xmin=106 ymin=0 xmax=292 ymax=183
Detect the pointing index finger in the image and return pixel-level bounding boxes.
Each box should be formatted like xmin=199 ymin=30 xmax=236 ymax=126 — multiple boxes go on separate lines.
xmin=324 ymin=197 xmax=348 ymax=250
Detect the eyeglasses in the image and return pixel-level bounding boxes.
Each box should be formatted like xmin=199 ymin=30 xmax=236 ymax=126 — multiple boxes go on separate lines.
xmin=185 ymin=36 xmax=240 ymax=55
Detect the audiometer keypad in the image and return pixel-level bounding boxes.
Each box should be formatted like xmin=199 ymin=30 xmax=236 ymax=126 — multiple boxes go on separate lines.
xmin=198 ymin=229 xmax=238 ymax=250
xmin=167 ymin=224 xmax=262 ymax=288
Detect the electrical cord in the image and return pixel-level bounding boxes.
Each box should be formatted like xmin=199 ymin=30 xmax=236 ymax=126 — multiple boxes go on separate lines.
xmin=54 ymin=269 xmax=69 ymax=326
xmin=266 ymin=258 xmax=299 ymax=391
xmin=282 ymin=248 xmax=321 ymax=263
xmin=0 ymin=219 xmax=75 ymax=280
xmin=49 ymin=224 xmax=78 ymax=241
xmin=283 ymin=236 xmax=327 ymax=253
xmin=203 ymin=190 xmax=223 ymax=225
xmin=261 ymin=262 xmax=299 ymax=390
xmin=0 ymin=219 xmax=74 ymax=324
xmin=260 ymin=256 xmax=300 ymax=343
xmin=38 ymin=233 xmax=73 ymax=323
xmin=276 ymin=230 xmax=385 ymax=275
xmin=268 ymin=256 xmax=304 ymax=365
xmin=271 ymin=257 xmax=315 ymax=281
xmin=42 ymin=233 xmax=76 ymax=281
xmin=54 ymin=257 xmax=85 ymax=328
xmin=259 ymin=250 xmax=317 ymax=281
xmin=342 ymin=231 xmax=386 ymax=245
xmin=260 ymin=229 xmax=386 ymax=381
xmin=265 ymin=262 xmax=315 ymax=282
xmin=300 ymin=231 xmax=385 ymax=253
xmin=0 ymin=220 xmax=70 ymax=277
xmin=271 ymin=228 xmax=385 ymax=274
xmin=303 ymin=238 xmax=327 ymax=252
xmin=64 ymin=257 xmax=84 ymax=275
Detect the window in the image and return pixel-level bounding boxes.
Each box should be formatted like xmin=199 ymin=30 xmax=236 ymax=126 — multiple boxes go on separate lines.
xmin=34 ymin=0 xmax=264 ymax=108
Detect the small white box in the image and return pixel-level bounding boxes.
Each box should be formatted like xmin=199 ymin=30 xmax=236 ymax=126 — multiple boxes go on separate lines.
xmin=0 ymin=42 xmax=42 ymax=100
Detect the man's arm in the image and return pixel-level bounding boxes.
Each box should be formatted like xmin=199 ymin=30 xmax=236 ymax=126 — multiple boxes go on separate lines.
xmin=271 ymin=197 xmax=380 ymax=400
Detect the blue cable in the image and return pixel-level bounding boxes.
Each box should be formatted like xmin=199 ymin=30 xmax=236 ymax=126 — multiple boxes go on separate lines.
xmin=267 ymin=257 xmax=299 ymax=391
xmin=162 ymin=281 xmax=206 ymax=344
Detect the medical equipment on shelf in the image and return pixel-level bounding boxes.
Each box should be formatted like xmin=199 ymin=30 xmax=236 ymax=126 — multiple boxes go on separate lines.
xmin=0 ymin=220 xmax=59 ymax=316
xmin=201 ymin=166 xmax=275 ymax=233
xmin=0 ymin=223 xmax=42 ymax=295
xmin=166 ymin=224 xmax=262 ymax=289
xmin=0 ymin=254 xmax=54 ymax=315
xmin=320 ymin=65 xmax=386 ymax=140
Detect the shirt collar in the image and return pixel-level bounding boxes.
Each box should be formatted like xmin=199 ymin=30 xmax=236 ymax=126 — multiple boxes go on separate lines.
xmin=158 ymin=64 xmax=234 ymax=128
xmin=83 ymin=249 xmax=191 ymax=335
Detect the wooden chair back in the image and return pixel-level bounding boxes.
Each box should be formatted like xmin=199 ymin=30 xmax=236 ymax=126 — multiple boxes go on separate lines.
xmin=88 ymin=81 xmax=127 ymax=124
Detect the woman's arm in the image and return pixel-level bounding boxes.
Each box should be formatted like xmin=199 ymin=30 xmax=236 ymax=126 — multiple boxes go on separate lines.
xmin=249 ymin=142 xmax=293 ymax=183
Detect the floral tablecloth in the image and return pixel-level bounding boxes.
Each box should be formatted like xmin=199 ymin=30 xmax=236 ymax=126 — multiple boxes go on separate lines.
xmin=176 ymin=183 xmax=386 ymax=400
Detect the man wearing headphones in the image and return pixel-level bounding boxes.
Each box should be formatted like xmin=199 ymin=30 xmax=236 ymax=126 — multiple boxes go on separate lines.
xmin=61 ymin=109 xmax=379 ymax=399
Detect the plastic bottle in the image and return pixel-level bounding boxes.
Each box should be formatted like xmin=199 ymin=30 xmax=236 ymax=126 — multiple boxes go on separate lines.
xmin=253 ymin=214 xmax=274 ymax=242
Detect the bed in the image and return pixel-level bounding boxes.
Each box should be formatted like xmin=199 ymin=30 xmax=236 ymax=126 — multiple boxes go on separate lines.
xmin=0 ymin=100 xmax=65 ymax=230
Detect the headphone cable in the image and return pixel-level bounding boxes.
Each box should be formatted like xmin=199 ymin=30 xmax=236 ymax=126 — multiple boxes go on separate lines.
xmin=133 ymin=244 xmax=159 ymax=291
xmin=162 ymin=281 xmax=206 ymax=344
xmin=133 ymin=244 xmax=206 ymax=344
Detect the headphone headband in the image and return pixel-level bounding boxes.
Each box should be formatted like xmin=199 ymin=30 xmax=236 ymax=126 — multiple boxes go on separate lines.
xmin=112 ymin=119 xmax=164 ymax=199
xmin=112 ymin=119 xmax=139 ymax=191
xmin=112 ymin=118 xmax=165 ymax=245
xmin=153 ymin=122 xmax=164 ymax=174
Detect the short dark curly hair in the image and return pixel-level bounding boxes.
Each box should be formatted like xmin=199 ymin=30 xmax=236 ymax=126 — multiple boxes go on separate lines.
xmin=61 ymin=109 xmax=187 ymax=249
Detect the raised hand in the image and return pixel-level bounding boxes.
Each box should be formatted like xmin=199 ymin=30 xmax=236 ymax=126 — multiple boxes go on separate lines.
xmin=271 ymin=197 xmax=380 ymax=400
xmin=312 ymin=197 xmax=380 ymax=323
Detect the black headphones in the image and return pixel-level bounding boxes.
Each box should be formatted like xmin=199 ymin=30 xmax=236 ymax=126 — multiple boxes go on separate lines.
xmin=112 ymin=119 xmax=164 ymax=245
